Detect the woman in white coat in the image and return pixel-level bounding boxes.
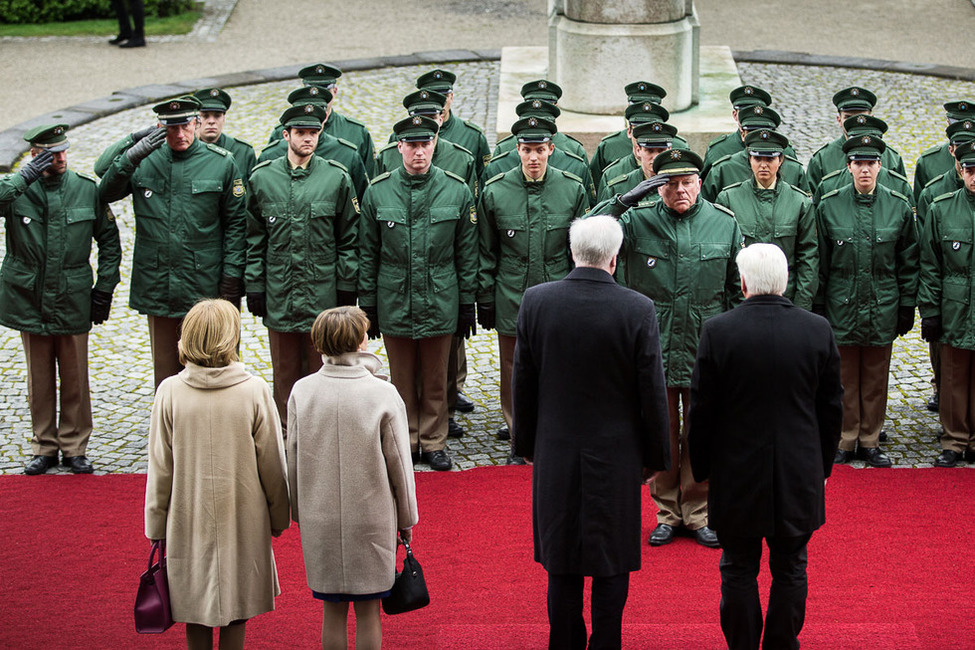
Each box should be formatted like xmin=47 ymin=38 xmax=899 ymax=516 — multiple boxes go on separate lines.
xmin=145 ymin=299 xmax=290 ymax=650
xmin=288 ymin=306 xmax=418 ymax=650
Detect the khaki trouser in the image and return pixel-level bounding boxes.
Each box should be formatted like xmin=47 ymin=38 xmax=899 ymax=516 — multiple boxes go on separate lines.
xmin=499 ymin=334 xmax=516 ymax=444
xmin=939 ymin=344 xmax=975 ymax=453
xmin=147 ymin=315 xmax=183 ymax=389
xmin=446 ymin=335 xmax=468 ymax=408
xmin=385 ymin=335 xmax=452 ymax=453
xmin=651 ymin=387 xmax=708 ymax=530
xmin=268 ymin=329 xmax=323 ymax=433
xmin=22 ymin=332 xmax=92 ymax=457
xmin=838 ymin=344 xmax=892 ymax=451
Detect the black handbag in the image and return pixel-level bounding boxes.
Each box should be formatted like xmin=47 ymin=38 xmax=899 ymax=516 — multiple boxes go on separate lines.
xmin=382 ymin=541 xmax=430 ymax=615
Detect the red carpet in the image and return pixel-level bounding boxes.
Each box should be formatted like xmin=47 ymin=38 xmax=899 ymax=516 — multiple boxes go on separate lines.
xmin=1 ymin=466 xmax=974 ymax=649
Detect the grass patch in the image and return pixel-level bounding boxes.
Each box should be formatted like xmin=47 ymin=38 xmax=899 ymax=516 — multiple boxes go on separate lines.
xmin=0 ymin=9 xmax=201 ymax=38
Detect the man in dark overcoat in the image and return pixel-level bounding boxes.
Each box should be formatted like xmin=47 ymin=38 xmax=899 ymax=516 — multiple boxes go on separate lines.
xmin=513 ymin=215 xmax=670 ymax=650
xmin=688 ymin=243 xmax=844 ymax=650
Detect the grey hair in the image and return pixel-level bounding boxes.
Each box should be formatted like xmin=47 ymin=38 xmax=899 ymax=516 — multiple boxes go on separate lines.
xmin=736 ymin=243 xmax=788 ymax=296
xmin=570 ymin=216 xmax=624 ymax=268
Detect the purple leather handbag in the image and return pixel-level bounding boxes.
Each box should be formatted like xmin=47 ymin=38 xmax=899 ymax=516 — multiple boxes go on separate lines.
xmin=134 ymin=540 xmax=174 ymax=634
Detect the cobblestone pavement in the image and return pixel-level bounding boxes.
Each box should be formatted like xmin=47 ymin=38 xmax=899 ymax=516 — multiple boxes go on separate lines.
xmin=1 ymin=60 xmax=972 ymax=474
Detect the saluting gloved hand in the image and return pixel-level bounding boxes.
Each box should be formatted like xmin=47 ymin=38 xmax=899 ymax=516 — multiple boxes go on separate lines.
xmin=363 ymin=305 xmax=381 ymax=340
xmin=336 ymin=290 xmax=357 ymax=307
xmin=896 ymin=306 xmax=916 ymax=337
xmin=125 ymin=127 xmax=166 ymax=166
xmin=921 ymin=316 xmax=943 ymax=342
xmin=219 ymin=275 xmax=244 ymax=310
xmin=130 ymin=125 xmax=158 ymax=143
xmin=457 ymin=303 xmax=477 ymax=339
xmin=246 ymin=292 xmax=267 ymax=318
xmin=19 ymin=150 xmax=54 ymax=185
xmin=89 ymin=289 xmax=113 ymax=325
xmin=620 ymin=174 xmax=669 ymax=208
xmin=477 ymin=302 xmax=496 ymax=331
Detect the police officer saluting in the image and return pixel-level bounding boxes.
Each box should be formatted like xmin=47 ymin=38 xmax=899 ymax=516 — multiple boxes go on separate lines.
xmin=358 ymin=115 xmax=478 ymax=472
xmin=1 ymin=125 xmax=121 ymax=474
xmin=476 ymin=116 xmax=588 ymax=461
xmin=99 ymin=96 xmax=248 ymax=388
xmin=246 ymin=103 xmax=360 ymax=430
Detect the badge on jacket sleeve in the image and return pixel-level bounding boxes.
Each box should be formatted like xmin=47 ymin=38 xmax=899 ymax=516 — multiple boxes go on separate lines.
xmin=232 ymin=179 xmax=245 ymax=198
xmin=469 ymin=206 xmax=477 ymax=224
xmin=352 ymin=197 xmax=360 ymax=214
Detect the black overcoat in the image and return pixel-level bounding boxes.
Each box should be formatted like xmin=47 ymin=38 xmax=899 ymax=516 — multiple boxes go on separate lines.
xmin=513 ymin=266 xmax=670 ymax=576
xmin=688 ymin=294 xmax=843 ymax=538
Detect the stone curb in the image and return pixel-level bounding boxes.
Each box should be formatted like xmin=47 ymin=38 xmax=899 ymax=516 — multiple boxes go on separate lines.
xmin=0 ymin=48 xmax=501 ymax=172
xmin=0 ymin=47 xmax=970 ymax=172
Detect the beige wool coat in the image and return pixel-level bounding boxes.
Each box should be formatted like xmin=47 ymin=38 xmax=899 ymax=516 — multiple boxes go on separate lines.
xmin=145 ymin=362 xmax=291 ymax=627
xmin=287 ymin=351 xmax=418 ymax=595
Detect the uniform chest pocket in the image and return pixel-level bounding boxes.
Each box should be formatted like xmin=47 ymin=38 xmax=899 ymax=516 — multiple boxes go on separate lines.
xmin=191 ymin=179 xmax=223 ymax=194
xmin=133 ymin=176 xmax=165 ymax=213
xmin=695 ymin=242 xmax=732 ymax=300
xmin=942 ymin=228 xmax=973 ymax=274
xmin=496 ymin=215 xmax=530 ymax=260
xmin=430 ymin=206 xmax=460 ymax=225
xmin=12 ymin=204 xmax=45 ymax=226
xmin=309 ymin=201 xmax=337 ymax=262
xmin=626 ymin=238 xmax=671 ymax=297
xmin=827 ymin=226 xmax=855 ymax=268
xmin=376 ymin=207 xmax=409 ymax=251
xmin=66 ymin=207 xmax=96 ymax=226
xmin=872 ymin=226 xmax=901 ymax=269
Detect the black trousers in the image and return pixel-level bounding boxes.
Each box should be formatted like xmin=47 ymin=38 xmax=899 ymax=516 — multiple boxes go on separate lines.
xmin=111 ymin=0 xmax=145 ymax=39
xmin=717 ymin=532 xmax=812 ymax=650
xmin=547 ymin=572 xmax=629 ymax=650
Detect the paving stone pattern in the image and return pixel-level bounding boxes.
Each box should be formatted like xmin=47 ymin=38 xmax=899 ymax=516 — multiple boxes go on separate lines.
xmin=1 ymin=61 xmax=970 ymax=475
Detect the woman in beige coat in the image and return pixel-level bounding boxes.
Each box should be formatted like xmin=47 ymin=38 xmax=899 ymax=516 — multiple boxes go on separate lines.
xmin=145 ymin=299 xmax=290 ymax=650
xmin=288 ymin=307 xmax=418 ymax=650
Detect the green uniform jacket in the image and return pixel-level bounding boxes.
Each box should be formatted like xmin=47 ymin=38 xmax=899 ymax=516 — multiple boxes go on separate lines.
xmin=476 ymin=166 xmax=588 ymax=336
xmin=99 ymin=138 xmax=248 ymax=318
xmin=804 ymin=136 xmax=907 ymax=195
xmin=322 ymin=109 xmax=376 ymax=177
xmin=813 ymin=167 xmax=913 ymax=208
xmin=590 ymin=129 xmax=631 ymax=189
xmin=215 ymin=133 xmax=257 ymax=186
xmin=494 ymin=131 xmax=588 ymax=165
xmin=714 ymin=179 xmax=819 ymax=309
xmin=913 ymin=143 xmax=954 ymax=202
xmin=815 ymin=185 xmax=918 ymax=346
xmin=0 ymin=170 xmax=121 ymax=335
xmin=483 ymin=148 xmax=596 ymax=207
xmin=258 ymin=133 xmax=368 ymax=201
xmin=375 ymin=138 xmax=478 ymax=198
xmin=599 ymin=166 xmax=646 ymax=203
xmin=358 ymin=166 xmax=477 ymax=339
xmin=702 ymin=132 xmax=801 ymax=181
xmin=918 ymin=188 xmax=975 ymax=349
xmin=917 ymin=171 xmax=964 ymax=225
xmin=246 ymin=155 xmax=359 ymax=332
xmin=592 ymin=132 xmax=690 ymax=191
xmin=619 ymin=198 xmax=743 ymax=387
xmin=439 ymin=113 xmax=491 ymax=178
xmin=702 ymin=151 xmax=806 ymax=202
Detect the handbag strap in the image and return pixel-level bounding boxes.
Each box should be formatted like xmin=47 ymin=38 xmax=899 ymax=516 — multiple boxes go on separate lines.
xmin=148 ymin=540 xmax=166 ymax=571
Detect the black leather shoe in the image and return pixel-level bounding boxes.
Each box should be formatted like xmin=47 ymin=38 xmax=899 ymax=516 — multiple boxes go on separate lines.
xmin=935 ymin=449 xmax=961 ymax=468
xmin=648 ymin=523 xmax=675 ymax=546
xmin=61 ymin=455 xmax=94 ymax=474
xmin=694 ymin=526 xmax=721 ymax=549
xmin=119 ymin=37 xmax=146 ymax=48
xmin=411 ymin=451 xmax=420 ymax=464
xmin=108 ymin=34 xmax=130 ymax=45
xmin=927 ymin=392 xmax=940 ymax=413
xmin=447 ymin=418 xmax=466 ymax=439
xmin=496 ymin=425 xmax=510 ymax=441
xmin=878 ymin=430 xmax=888 ymax=442
xmin=834 ymin=449 xmax=854 ymax=464
xmin=454 ymin=392 xmax=475 ymax=413
xmin=965 ymin=450 xmax=975 ymax=464
xmin=24 ymin=455 xmax=58 ymax=475
xmin=506 ymin=452 xmax=526 ymax=465
xmin=421 ymin=449 xmax=453 ymax=471
xmin=858 ymin=447 xmax=892 ymax=468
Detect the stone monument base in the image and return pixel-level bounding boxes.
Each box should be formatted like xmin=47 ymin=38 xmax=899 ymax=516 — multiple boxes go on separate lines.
xmin=497 ymin=45 xmax=741 ymax=157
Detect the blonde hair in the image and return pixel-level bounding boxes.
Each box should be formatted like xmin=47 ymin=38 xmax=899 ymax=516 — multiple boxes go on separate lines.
xmin=177 ymin=299 xmax=241 ymax=367
xmin=311 ymin=306 xmax=369 ymax=357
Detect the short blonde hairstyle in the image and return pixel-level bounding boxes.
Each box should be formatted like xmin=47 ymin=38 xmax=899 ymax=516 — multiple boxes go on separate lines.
xmin=177 ymin=299 xmax=241 ymax=367
xmin=311 ymin=306 xmax=369 ymax=357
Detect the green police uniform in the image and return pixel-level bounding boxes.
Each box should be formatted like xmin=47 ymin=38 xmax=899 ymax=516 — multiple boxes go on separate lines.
xmin=805 ymin=114 xmax=908 ymax=196
xmin=374 ymin=138 xmax=478 ymax=197
xmin=702 ymin=105 xmax=799 ymax=180
xmin=917 ymin=171 xmax=964 ymax=224
xmin=494 ymin=130 xmax=588 ymax=163
xmin=214 ymin=133 xmax=257 ymax=183
xmin=590 ymin=130 xmax=633 ymax=188
xmin=813 ymin=166 xmax=912 ymax=207
xmin=323 ymin=109 xmax=376 ymax=177
xmin=598 ymin=166 xmax=646 ymax=203
xmin=439 ymin=114 xmax=490 ymax=177
xmin=484 ymin=147 xmax=595 ymax=207
xmin=702 ymin=150 xmax=806 ymax=202
xmin=258 ymin=133 xmax=368 ymax=200
xmin=714 ymin=179 xmax=817 ymax=308
xmin=596 ymin=121 xmax=680 ymax=202
xmin=913 ymin=103 xmax=975 ymax=201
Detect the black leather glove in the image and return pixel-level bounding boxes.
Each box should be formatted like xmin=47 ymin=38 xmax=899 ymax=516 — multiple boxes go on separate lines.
xmin=89 ymin=289 xmax=113 ymax=325
xmin=895 ymin=306 xmax=915 ymax=337
xmin=921 ymin=316 xmax=943 ymax=342
xmin=456 ymin=303 xmax=476 ymax=339
xmin=246 ymin=292 xmax=267 ymax=318
xmin=130 ymin=125 xmax=158 ymax=143
xmin=125 ymin=127 xmax=166 ymax=165
xmin=363 ymin=305 xmax=381 ymax=339
xmin=619 ymin=174 xmax=669 ymax=208
xmin=19 ymin=150 xmax=54 ymax=185
xmin=336 ymin=290 xmax=357 ymax=307
xmin=218 ymin=275 xmax=243 ymax=310
xmin=477 ymin=302 xmax=496 ymax=331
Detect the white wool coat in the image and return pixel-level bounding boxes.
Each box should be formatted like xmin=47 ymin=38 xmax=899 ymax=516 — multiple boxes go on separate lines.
xmin=287 ymin=351 xmax=418 ymax=595
xmin=145 ymin=362 xmax=290 ymax=627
